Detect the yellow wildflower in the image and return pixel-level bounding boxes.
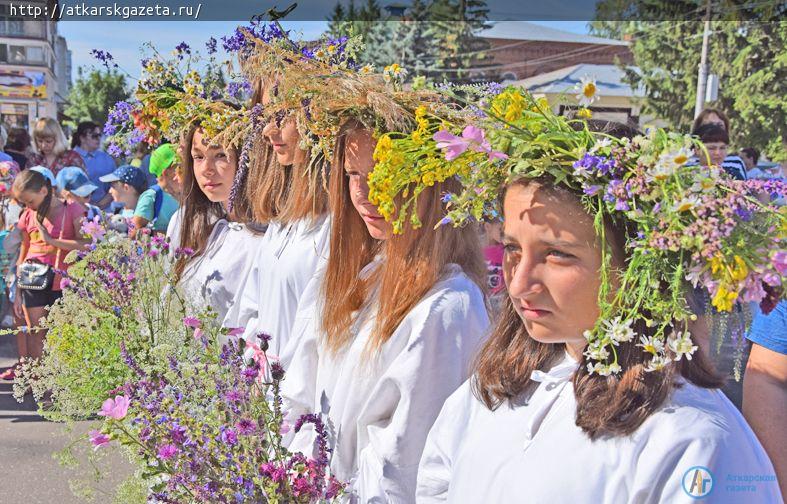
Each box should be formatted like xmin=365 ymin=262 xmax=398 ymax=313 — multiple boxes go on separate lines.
xmin=577 ymin=108 xmax=593 ymax=119
xmin=711 ymin=286 xmax=738 ymax=312
xmin=731 ymin=255 xmax=748 ymax=281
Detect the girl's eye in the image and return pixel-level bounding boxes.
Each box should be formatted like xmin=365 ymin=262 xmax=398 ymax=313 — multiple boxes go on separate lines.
xmin=547 ymin=249 xmax=574 ymax=259
xmin=215 ymin=152 xmax=227 ymax=159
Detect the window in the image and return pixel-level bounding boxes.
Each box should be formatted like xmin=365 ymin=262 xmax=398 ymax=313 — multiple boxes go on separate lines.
xmin=9 ymin=45 xmax=25 ymax=62
xmin=26 ymin=46 xmax=44 ymax=63
xmin=0 ymin=44 xmax=7 ymax=63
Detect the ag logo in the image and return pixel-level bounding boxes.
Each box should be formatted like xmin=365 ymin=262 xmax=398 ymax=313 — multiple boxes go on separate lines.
xmin=682 ymin=466 xmax=714 ymax=498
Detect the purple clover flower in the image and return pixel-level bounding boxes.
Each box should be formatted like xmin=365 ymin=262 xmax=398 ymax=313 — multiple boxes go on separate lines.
xmin=205 ymin=37 xmax=217 ymax=54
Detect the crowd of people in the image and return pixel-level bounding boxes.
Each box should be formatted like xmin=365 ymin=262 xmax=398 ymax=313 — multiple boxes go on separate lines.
xmin=0 ymin=27 xmax=785 ymax=503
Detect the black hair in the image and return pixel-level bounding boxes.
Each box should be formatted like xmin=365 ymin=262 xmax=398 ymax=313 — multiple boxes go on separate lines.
xmin=694 ymin=123 xmax=729 ymax=145
xmin=72 ymin=121 xmax=100 ymax=148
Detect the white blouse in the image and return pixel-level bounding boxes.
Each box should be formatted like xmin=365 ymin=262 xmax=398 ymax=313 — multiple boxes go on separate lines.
xmin=283 ymin=262 xmax=490 ymax=503
xmin=233 ymin=215 xmax=331 ymax=367
xmin=177 ymin=219 xmax=266 ymax=327
xmin=417 ymin=353 xmax=782 ymax=504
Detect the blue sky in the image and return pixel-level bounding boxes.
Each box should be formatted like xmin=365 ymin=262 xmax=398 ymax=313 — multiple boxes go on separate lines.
xmin=58 ymin=20 xmax=592 ymax=82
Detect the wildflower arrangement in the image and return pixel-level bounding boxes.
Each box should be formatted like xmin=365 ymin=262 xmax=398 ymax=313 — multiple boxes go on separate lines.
xmin=90 ymin=320 xmax=344 ymax=502
xmin=369 ymin=85 xmax=787 ymax=375
xmin=12 ymin=220 xmax=194 ymax=419
xmin=14 ymin=218 xmax=345 ymax=501
xmin=102 ymin=41 xmax=249 ymax=158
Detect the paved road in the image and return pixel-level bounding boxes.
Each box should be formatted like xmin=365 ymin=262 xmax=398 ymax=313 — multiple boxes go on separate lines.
xmin=0 ymin=335 xmax=132 ymax=503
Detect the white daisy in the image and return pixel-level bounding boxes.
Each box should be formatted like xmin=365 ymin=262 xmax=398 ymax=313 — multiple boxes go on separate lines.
xmin=575 ymin=75 xmax=599 ymax=107
xmin=668 ymin=331 xmax=698 ymax=361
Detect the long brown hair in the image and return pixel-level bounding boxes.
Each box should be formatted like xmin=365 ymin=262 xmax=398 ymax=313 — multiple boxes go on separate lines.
xmin=472 ymin=179 xmax=723 ymax=440
xmin=12 ymin=169 xmax=54 ymax=224
xmin=173 ymin=125 xmax=256 ymax=281
xmin=246 ymin=83 xmax=330 ymax=225
xmin=321 ymin=120 xmax=487 ymax=354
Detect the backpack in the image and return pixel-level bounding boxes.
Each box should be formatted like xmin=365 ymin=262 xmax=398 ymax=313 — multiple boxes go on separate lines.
xmin=151 ymin=184 xmax=164 ymax=221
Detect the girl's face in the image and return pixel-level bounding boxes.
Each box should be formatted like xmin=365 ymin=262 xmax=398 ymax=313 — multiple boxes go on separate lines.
xmin=15 ymin=186 xmax=48 ymax=211
xmin=502 ymin=182 xmax=607 ymax=355
xmin=343 ymin=129 xmax=392 ymax=240
xmin=260 ymin=85 xmax=305 ymax=166
xmin=36 ymin=135 xmax=55 ymax=155
xmin=191 ymin=128 xmax=237 ymax=204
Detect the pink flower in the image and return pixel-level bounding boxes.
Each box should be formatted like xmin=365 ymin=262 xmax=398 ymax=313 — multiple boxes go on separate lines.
xmin=279 ymin=420 xmax=291 ymax=435
xmin=226 ymin=327 xmax=244 ymax=337
xmin=59 ymin=277 xmax=72 ymax=289
xmin=88 ymin=430 xmax=110 ymax=450
xmin=434 ymin=125 xmax=508 ymax=162
xmin=98 ymin=395 xmax=130 ymax=420
xmin=81 ymin=216 xmax=106 ymax=242
xmin=193 ymin=328 xmax=204 ymax=340
xmin=182 ymin=316 xmax=201 ymax=329
xmin=245 ymin=340 xmax=279 ymax=381
xmin=773 ymin=251 xmax=787 ymax=276
xmin=157 ymin=443 xmax=178 ymax=459
xmin=433 ymin=129 xmax=469 ymax=161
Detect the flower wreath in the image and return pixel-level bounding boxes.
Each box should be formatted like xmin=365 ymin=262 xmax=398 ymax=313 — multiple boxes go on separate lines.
xmin=103 ymin=41 xmax=252 ymax=158
xmin=369 ymin=85 xmax=787 ymax=375
xmin=231 ymin=21 xmax=461 ymax=164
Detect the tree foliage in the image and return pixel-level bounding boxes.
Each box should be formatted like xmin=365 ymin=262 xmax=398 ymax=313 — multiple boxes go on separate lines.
xmin=63 ymin=68 xmax=130 ymax=129
xmin=591 ymin=2 xmax=786 ymax=161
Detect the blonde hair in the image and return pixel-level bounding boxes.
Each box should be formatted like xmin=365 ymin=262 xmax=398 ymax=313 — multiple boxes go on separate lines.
xmin=321 ymin=121 xmax=487 ymax=355
xmin=32 ymin=117 xmax=69 ymax=158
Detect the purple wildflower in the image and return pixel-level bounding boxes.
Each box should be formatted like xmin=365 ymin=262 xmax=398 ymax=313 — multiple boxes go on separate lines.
xmin=158 ymin=443 xmax=178 ymax=459
xmin=205 ymin=37 xmax=217 ymax=54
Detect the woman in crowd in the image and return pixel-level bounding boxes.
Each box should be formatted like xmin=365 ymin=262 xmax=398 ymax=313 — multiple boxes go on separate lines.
xmin=413 ymin=94 xmax=782 ymax=502
xmin=172 ymin=124 xmax=264 ymax=325
xmin=12 ymin=169 xmax=88 ymax=360
xmin=283 ymin=118 xmax=489 ymax=502
xmin=3 ymin=127 xmax=32 ymax=169
xmin=27 ymin=118 xmax=86 ymax=176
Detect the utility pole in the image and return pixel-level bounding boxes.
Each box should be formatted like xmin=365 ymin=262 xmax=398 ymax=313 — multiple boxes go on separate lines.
xmin=694 ymin=0 xmax=713 ymax=119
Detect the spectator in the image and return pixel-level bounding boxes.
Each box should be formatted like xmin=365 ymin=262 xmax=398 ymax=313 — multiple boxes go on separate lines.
xmin=130 ymin=143 xmax=155 ymax=187
xmin=55 ymin=166 xmax=101 ymax=221
xmin=4 ymin=127 xmax=31 ymax=168
xmin=71 ymin=121 xmax=115 ymax=209
xmin=0 ymin=125 xmax=12 ymax=162
xmin=692 ymin=107 xmax=748 ymax=180
xmin=101 ymin=164 xmax=177 ymax=236
xmin=694 ymin=123 xmax=737 ymax=172
xmin=740 ymin=147 xmax=760 ymax=172
xmin=743 ymin=301 xmax=787 ymax=498
xmin=11 ymin=169 xmax=88 ymax=361
xmin=148 ymin=143 xmax=183 ymax=200
xmin=27 ymin=118 xmax=86 ymax=176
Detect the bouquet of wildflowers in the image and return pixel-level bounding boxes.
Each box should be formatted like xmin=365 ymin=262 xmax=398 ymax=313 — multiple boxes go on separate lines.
xmin=369 ymin=85 xmax=787 ymax=376
xmin=14 ymin=218 xmax=345 ymax=501
xmin=91 ymin=319 xmax=344 ymax=502
xmin=12 ymin=220 xmax=194 ymax=419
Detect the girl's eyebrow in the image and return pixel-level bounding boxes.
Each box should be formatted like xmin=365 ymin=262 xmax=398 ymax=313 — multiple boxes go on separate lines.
xmin=502 ymin=234 xmax=582 ymax=250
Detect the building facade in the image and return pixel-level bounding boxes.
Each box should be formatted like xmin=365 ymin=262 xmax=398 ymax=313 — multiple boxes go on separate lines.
xmin=0 ymin=0 xmax=70 ymax=132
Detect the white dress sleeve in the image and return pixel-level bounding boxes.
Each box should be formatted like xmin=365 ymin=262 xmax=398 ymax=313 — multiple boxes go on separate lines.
xmin=415 ymin=382 xmax=475 ymax=503
xmin=280 ymin=268 xmax=325 ymax=454
xmin=354 ymin=281 xmax=489 ymax=502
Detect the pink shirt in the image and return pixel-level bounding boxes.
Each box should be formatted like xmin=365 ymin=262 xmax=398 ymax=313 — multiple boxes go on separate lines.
xmin=18 ymin=202 xmax=84 ymax=290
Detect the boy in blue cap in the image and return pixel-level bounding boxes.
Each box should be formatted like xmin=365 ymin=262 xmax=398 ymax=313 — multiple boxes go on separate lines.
xmin=56 ymin=166 xmax=101 ymax=221
xmin=100 ymin=164 xmax=178 ymax=236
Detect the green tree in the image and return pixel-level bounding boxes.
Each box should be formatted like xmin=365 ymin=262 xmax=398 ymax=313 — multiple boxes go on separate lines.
xmin=591 ymin=5 xmax=786 ymax=161
xmin=64 ymin=68 xmax=129 ymax=128
xmin=424 ymin=0 xmax=491 ymax=83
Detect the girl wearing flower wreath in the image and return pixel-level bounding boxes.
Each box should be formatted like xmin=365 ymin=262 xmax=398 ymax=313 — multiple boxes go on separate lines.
xmin=282 ymin=115 xmax=489 ymax=502
xmin=230 ymin=83 xmax=333 ymax=366
xmin=171 ymin=122 xmax=265 ymax=326
xmin=356 ymin=87 xmax=786 ymax=502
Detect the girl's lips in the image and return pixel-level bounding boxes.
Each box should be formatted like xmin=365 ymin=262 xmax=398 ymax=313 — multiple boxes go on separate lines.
xmin=520 ymin=305 xmax=552 ymax=320
xmin=361 ymin=213 xmax=384 ymax=223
